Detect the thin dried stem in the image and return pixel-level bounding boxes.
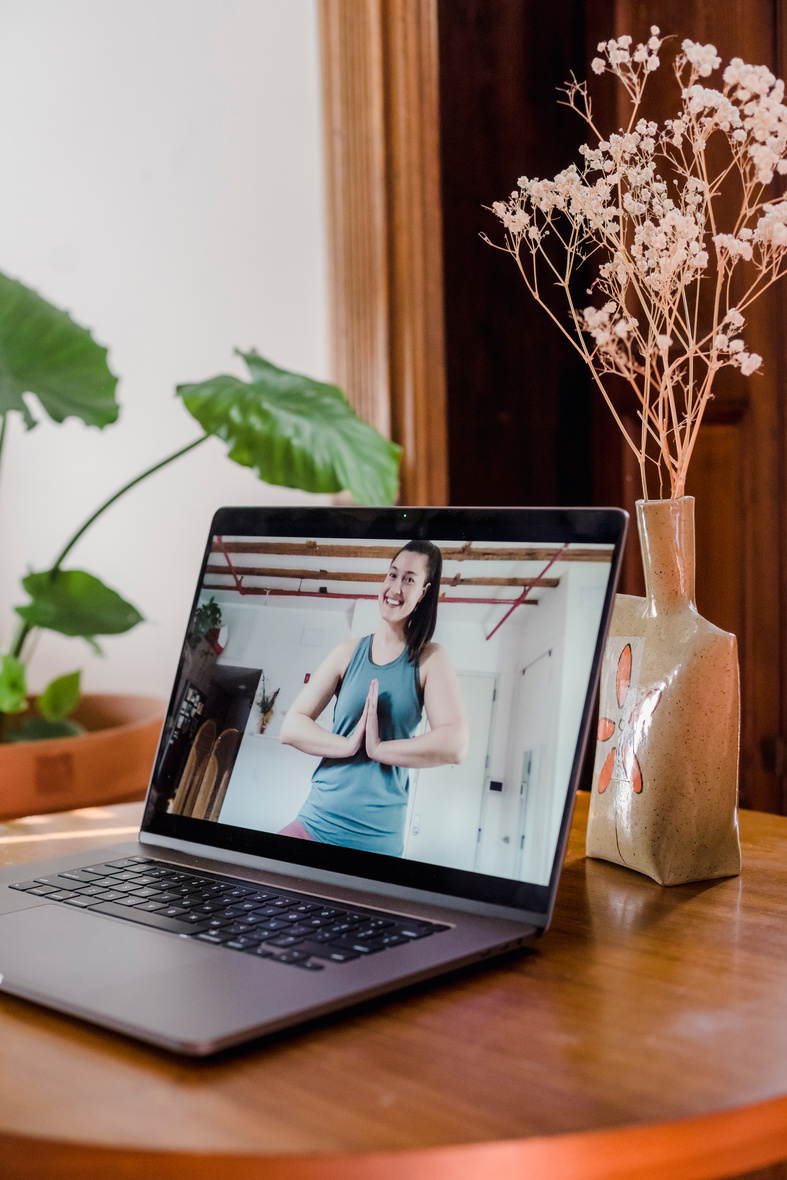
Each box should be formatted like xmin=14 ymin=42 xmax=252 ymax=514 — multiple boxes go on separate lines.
xmin=490 ymin=29 xmax=787 ymax=499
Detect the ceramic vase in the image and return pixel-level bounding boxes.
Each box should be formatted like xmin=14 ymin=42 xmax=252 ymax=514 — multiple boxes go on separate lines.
xmin=586 ymin=497 xmax=742 ymax=885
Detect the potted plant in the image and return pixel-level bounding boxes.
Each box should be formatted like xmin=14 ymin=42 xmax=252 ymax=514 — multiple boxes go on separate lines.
xmin=0 ymin=272 xmax=401 ymax=816
xmin=490 ymin=31 xmax=787 ymax=883
xmin=187 ymin=598 xmax=224 ymax=654
xmin=256 ymin=673 xmax=280 ymax=735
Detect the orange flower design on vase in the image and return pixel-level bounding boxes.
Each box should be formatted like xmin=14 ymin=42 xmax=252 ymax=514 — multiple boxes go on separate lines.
xmin=597 ymin=642 xmax=662 ymax=795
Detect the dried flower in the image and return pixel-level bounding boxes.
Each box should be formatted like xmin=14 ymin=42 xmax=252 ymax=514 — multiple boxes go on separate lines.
xmin=488 ymin=34 xmax=787 ymax=499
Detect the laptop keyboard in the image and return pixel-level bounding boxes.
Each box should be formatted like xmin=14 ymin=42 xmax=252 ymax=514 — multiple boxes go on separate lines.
xmin=10 ymin=856 xmax=449 ymax=972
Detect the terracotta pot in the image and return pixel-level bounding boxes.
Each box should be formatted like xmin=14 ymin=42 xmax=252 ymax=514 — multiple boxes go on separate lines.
xmin=0 ymin=694 xmax=166 ymax=821
xmin=586 ymin=497 xmax=742 ymax=885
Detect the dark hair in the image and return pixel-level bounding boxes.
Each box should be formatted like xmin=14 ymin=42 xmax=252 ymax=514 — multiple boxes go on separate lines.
xmin=395 ymin=540 xmax=442 ymax=664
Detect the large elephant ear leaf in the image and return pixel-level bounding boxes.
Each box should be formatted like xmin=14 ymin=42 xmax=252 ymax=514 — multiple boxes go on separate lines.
xmin=177 ymin=350 xmax=401 ymax=505
xmin=0 ymin=271 xmax=119 ymax=429
xmin=16 ymin=570 xmax=143 ymax=649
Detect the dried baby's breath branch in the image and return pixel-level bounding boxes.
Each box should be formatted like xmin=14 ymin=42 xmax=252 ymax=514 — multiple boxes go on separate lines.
xmin=491 ymin=28 xmax=787 ymax=499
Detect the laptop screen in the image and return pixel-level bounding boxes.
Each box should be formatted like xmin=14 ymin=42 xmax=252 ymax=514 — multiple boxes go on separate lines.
xmin=142 ymin=506 xmax=625 ymax=919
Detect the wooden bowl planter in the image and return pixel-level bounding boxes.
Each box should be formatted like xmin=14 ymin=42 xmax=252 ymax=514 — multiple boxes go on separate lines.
xmin=0 ymin=694 xmax=166 ymax=821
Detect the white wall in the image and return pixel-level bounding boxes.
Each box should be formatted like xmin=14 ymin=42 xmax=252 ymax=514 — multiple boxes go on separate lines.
xmin=0 ymin=0 xmax=328 ymax=699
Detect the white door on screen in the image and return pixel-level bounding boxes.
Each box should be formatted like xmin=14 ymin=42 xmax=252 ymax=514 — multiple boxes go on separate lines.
xmin=403 ymin=672 xmax=496 ymax=871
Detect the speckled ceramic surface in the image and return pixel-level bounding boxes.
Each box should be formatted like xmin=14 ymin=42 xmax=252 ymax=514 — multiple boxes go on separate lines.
xmin=586 ymin=497 xmax=741 ymax=886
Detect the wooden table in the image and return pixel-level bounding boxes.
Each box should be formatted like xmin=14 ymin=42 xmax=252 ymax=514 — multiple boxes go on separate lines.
xmin=2 ymin=793 xmax=787 ymax=1164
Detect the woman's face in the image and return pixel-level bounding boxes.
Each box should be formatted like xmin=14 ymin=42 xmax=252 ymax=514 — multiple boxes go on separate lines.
xmin=378 ymin=550 xmax=430 ymax=626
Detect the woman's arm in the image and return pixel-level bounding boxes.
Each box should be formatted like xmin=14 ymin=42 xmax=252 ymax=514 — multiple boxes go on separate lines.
xmin=279 ymin=640 xmax=366 ymax=759
xmin=365 ymin=645 xmax=469 ymax=768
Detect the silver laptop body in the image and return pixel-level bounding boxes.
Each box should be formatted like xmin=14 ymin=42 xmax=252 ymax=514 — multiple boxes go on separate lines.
xmin=0 ymin=506 xmax=626 ymax=1055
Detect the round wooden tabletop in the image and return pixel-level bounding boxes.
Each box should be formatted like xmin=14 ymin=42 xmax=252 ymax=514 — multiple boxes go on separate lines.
xmin=1 ymin=793 xmax=786 ymax=1156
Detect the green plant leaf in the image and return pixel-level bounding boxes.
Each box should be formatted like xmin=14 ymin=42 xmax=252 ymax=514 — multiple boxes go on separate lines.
xmin=177 ymin=350 xmax=401 ymax=505
xmin=0 ymin=271 xmax=119 ymax=429
xmin=38 ymin=670 xmax=82 ymax=721
xmin=0 ymin=654 xmax=28 ymax=714
xmin=15 ymin=569 xmax=143 ymax=642
xmin=5 ymin=716 xmax=85 ymax=742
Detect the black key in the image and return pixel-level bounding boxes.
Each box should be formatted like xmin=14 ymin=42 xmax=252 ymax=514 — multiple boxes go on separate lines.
xmin=64 ymin=895 xmax=97 ymax=908
xmin=225 ymin=935 xmax=265 ymax=950
xmin=299 ymin=941 xmax=357 ymax=961
xmin=315 ymin=946 xmax=359 ymax=963
xmin=196 ymin=932 xmax=233 ymax=945
xmin=79 ymin=866 xmax=117 ymax=878
xmin=252 ymin=927 xmax=279 ymax=942
xmin=250 ymin=904 xmax=288 ymax=919
xmin=47 ymin=890 xmax=80 ymax=902
xmin=93 ymin=889 xmax=126 ymax=901
xmin=330 ymin=937 xmax=386 ymax=956
xmin=324 ymin=921 xmax=360 ymax=937
xmin=104 ymin=858 xmax=153 ymax=868
xmin=220 ymin=922 xmax=257 ymax=936
xmin=230 ymin=913 xmax=269 ymax=928
xmin=25 ymin=885 xmax=60 ymax=897
xmin=379 ymin=933 xmax=409 ymax=947
xmin=399 ymin=923 xmax=437 ymax=939
xmin=266 ymin=935 xmax=304 ymax=948
xmin=89 ymin=901 xmax=211 ymax=934
xmin=9 ymin=880 xmax=41 ymax=891
xmin=34 ymin=876 xmax=85 ymax=891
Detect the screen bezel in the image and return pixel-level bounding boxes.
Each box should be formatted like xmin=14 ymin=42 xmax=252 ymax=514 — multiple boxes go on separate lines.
xmin=141 ymin=505 xmax=627 ymax=920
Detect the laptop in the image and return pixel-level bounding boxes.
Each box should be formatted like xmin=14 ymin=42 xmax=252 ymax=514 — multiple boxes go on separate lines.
xmin=0 ymin=505 xmax=626 ymax=1055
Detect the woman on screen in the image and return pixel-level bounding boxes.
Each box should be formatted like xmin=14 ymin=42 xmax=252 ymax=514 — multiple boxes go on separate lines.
xmin=278 ymin=540 xmax=468 ymax=856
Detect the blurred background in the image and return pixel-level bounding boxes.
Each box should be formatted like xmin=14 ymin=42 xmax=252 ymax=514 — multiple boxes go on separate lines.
xmin=0 ymin=0 xmax=328 ymax=700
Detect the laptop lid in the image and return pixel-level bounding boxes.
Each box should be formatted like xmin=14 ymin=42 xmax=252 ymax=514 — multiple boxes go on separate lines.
xmin=140 ymin=505 xmax=626 ymax=931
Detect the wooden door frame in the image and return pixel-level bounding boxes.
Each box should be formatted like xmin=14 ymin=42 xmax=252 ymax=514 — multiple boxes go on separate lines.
xmin=318 ymin=0 xmax=448 ymax=506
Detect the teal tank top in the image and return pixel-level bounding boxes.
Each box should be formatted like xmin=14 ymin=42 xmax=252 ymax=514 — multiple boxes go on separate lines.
xmin=297 ymin=634 xmax=424 ymax=856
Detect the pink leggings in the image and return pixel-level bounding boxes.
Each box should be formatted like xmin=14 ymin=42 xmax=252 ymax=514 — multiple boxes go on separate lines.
xmin=277 ymin=818 xmax=316 ymax=841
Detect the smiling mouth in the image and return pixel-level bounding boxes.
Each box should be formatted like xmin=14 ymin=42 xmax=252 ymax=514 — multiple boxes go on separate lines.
xmin=384 ymin=595 xmax=403 ymax=608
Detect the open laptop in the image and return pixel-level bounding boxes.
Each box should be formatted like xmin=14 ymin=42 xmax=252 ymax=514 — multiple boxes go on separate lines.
xmin=0 ymin=505 xmax=626 ymax=1055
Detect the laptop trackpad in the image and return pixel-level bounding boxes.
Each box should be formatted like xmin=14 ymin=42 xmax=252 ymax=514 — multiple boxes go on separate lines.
xmin=0 ymin=904 xmax=305 ymax=1050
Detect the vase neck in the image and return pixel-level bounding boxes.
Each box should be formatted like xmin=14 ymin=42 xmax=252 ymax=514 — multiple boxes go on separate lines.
xmin=636 ymin=498 xmax=696 ymax=612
